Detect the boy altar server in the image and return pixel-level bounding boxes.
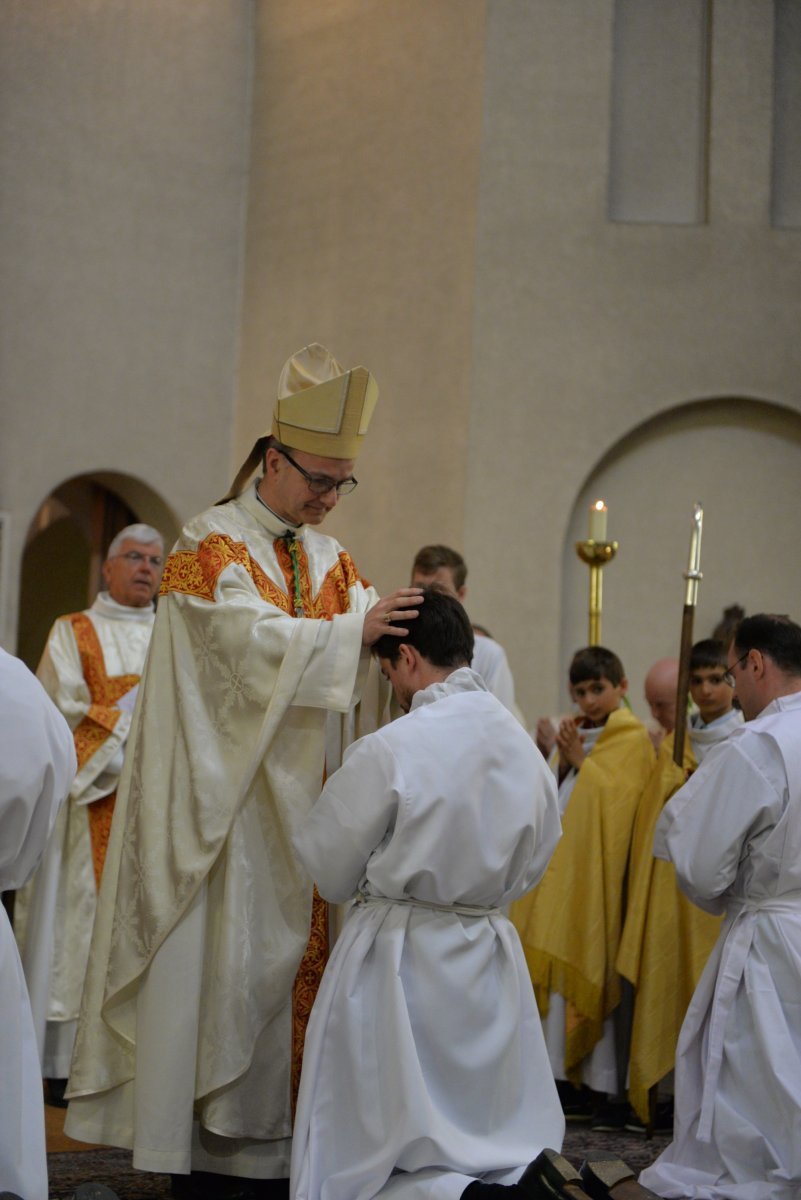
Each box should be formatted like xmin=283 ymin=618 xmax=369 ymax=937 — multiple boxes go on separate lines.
xmin=617 ymin=639 xmax=742 ymax=1129
xmin=511 ymin=647 xmax=654 ymax=1123
xmin=641 ymin=614 xmax=801 ymax=1198
xmin=291 ymin=586 xmax=565 ymax=1200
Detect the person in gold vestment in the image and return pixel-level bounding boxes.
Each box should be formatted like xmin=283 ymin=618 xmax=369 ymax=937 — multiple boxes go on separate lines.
xmin=65 ymin=344 xmax=422 ymax=1199
xmin=617 ymin=639 xmax=742 ymax=1131
xmin=15 ymin=523 xmax=164 ymax=1105
xmin=510 ymin=646 xmax=654 ymax=1128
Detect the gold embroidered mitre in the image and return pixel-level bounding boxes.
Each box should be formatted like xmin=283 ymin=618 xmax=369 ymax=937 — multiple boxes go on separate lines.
xmin=220 ymin=343 xmax=379 ymax=501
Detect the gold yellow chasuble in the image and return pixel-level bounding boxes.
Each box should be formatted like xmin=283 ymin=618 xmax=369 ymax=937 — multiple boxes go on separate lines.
xmin=616 ymin=732 xmax=722 ymax=1122
xmin=510 ymin=708 xmax=654 ymax=1079
xmin=66 ymin=489 xmax=388 ymax=1176
xmin=68 ymin=613 xmax=139 ymax=886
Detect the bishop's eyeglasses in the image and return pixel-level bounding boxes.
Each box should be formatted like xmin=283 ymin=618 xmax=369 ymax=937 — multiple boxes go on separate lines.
xmin=278 ymin=448 xmax=358 ymax=496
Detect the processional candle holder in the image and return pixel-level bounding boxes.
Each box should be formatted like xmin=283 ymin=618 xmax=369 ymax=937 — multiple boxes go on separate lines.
xmin=575 ymin=501 xmax=618 ymax=646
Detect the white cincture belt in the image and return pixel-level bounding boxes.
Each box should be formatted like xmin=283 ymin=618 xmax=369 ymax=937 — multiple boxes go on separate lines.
xmin=697 ymin=888 xmax=801 ymax=1142
xmin=355 ymin=892 xmax=501 ymax=918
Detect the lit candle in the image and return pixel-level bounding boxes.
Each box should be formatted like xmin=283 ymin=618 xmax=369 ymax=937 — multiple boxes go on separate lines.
xmin=588 ymin=499 xmax=608 ymax=542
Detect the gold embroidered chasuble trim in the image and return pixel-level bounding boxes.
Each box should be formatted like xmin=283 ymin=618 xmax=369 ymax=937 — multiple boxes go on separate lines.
xmin=160 ymin=530 xmax=363 ymax=1109
xmin=161 ymin=530 xmax=365 ymax=620
xmin=617 ymin=732 xmax=721 ymax=1122
xmin=68 ymin=613 xmax=139 ymax=886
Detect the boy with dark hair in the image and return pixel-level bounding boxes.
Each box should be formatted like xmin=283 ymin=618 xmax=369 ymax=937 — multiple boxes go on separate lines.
xmin=511 ymin=645 xmax=654 ymax=1126
xmin=618 ymin=638 xmax=742 ymax=1131
xmin=410 ymin=545 xmax=521 ymax=717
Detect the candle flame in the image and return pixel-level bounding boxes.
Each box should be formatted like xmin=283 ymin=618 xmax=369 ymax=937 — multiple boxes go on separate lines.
xmin=593 ymin=500 xmax=606 ymax=511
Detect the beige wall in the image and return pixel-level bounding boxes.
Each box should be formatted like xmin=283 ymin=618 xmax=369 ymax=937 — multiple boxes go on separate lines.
xmin=0 ymin=1 xmax=252 ymax=645
xmin=464 ymin=0 xmax=801 ymax=724
xmin=3 ymin=1 xmax=800 ymax=734
xmin=236 ymin=0 xmax=488 ymax=596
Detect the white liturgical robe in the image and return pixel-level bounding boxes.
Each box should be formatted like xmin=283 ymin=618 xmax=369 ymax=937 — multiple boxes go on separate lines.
xmin=291 ymin=668 xmax=564 ymax=1200
xmin=16 ymin=591 xmax=154 ymax=1077
xmin=641 ymin=690 xmax=801 ymax=1199
xmin=65 ymin=487 xmax=386 ymax=1179
xmin=0 ymin=648 xmax=75 ymax=1200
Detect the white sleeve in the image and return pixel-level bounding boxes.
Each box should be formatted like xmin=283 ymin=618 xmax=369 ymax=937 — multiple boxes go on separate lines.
xmin=654 ymin=737 xmax=784 ymax=905
xmin=293 ymin=735 xmax=400 ymax=903
xmin=0 ymin=651 xmax=76 ymax=891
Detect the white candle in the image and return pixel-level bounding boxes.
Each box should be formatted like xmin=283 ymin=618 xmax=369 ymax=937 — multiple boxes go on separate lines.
xmin=588 ymin=500 xmax=608 ymax=542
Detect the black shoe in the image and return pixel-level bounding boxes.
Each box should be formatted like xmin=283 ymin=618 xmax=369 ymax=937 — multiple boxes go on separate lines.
xmin=579 ymin=1153 xmax=660 ymax=1199
xmin=519 ymin=1149 xmax=590 ymax=1198
xmin=46 ymin=1076 xmax=69 ymax=1108
xmin=170 ymin=1173 xmax=278 ymax=1200
xmin=589 ymin=1099 xmax=631 ymax=1132
xmin=624 ymin=1099 xmax=673 ymax=1136
xmin=555 ymin=1080 xmax=595 ymax=1123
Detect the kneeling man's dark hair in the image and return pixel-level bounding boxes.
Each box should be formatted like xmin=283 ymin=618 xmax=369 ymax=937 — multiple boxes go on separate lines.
xmin=733 ymin=613 xmax=801 ymax=676
xmin=374 ymin=585 xmax=474 ymax=669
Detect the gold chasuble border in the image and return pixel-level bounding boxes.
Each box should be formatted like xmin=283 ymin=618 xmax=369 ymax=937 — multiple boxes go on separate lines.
xmin=291 ymin=888 xmax=330 ymax=1117
xmin=161 ymin=532 xmax=364 ymax=621
xmin=68 ymin=613 xmax=139 ymax=886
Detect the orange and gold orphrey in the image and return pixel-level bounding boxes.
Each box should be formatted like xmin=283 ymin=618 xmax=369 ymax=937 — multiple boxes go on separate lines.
xmin=69 ymin=613 xmax=140 ymax=887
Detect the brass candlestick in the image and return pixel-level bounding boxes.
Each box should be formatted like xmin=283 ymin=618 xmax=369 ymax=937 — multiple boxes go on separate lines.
xmin=575 ymin=539 xmax=619 ymax=645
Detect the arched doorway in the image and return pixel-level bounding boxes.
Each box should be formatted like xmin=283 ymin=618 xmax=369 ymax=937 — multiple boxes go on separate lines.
xmin=16 ymin=472 xmax=179 ymax=670
xmin=557 ymin=397 xmax=801 ymax=719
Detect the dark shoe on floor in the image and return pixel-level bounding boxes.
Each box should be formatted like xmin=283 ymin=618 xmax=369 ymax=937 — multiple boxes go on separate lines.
xmin=556 ymin=1080 xmax=596 ymax=1123
xmin=70 ymin=1186 xmax=120 ymax=1200
xmin=624 ymin=1099 xmax=674 ymax=1136
xmin=171 ymin=1173 xmax=286 ymax=1200
xmin=46 ymin=1076 xmax=69 ymax=1108
xmin=520 ymin=1149 xmax=591 ymax=1198
xmin=589 ymin=1098 xmax=632 ymax=1132
xmin=579 ymin=1152 xmax=660 ymax=1199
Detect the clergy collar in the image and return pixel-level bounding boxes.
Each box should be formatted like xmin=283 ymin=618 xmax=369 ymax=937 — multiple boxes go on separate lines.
xmin=240 ymin=483 xmax=305 ymax=540
xmin=410 ymin=666 xmax=488 ymax=712
xmin=90 ymin=591 xmax=156 ymax=623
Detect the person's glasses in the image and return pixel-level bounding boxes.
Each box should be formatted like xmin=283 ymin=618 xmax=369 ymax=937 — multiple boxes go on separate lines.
xmin=723 ymin=650 xmax=750 ymax=688
xmin=278 ymin=449 xmax=358 ymax=496
xmin=111 ymin=551 xmax=163 ymax=568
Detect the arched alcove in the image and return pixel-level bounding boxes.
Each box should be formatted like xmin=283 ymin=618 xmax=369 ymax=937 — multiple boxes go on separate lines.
xmin=556 ymin=397 xmax=801 ymax=719
xmin=17 ymin=472 xmax=180 ymax=670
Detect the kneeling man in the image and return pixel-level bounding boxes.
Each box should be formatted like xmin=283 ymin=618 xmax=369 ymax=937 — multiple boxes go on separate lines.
xmin=290 ymin=586 xmax=564 ymax=1200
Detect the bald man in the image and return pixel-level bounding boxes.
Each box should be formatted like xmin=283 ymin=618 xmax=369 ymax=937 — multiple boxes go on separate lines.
xmin=644 ymin=658 xmax=679 ymax=749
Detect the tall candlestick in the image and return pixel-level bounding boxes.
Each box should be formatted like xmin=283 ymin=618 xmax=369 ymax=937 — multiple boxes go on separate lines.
xmin=576 ymin=509 xmax=618 ymax=645
xmin=588 ymin=500 xmax=608 ymax=542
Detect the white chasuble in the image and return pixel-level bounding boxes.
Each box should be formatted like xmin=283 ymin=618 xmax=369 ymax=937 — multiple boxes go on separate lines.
xmin=0 ymin=649 xmax=75 ymax=1200
xmin=15 ymin=593 xmax=154 ymax=1077
xmin=291 ymin=669 xmax=565 ymax=1200
xmin=65 ymin=488 xmax=386 ymax=1177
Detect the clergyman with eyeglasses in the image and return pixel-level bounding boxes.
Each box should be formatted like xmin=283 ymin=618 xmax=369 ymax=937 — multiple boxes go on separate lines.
xmin=14 ymin=521 xmax=164 ymax=1109
xmin=642 ymin=613 xmax=801 ymax=1198
xmin=65 ymin=344 xmax=422 ymax=1198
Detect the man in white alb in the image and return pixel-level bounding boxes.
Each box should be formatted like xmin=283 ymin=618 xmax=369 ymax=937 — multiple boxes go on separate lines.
xmin=291 ymin=585 xmax=564 ymax=1200
xmin=641 ymin=613 xmax=801 ymax=1199
xmin=15 ymin=522 xmax=163 ymax=1103
xmin=1 ymin=648 xmax=75 ymax=1200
